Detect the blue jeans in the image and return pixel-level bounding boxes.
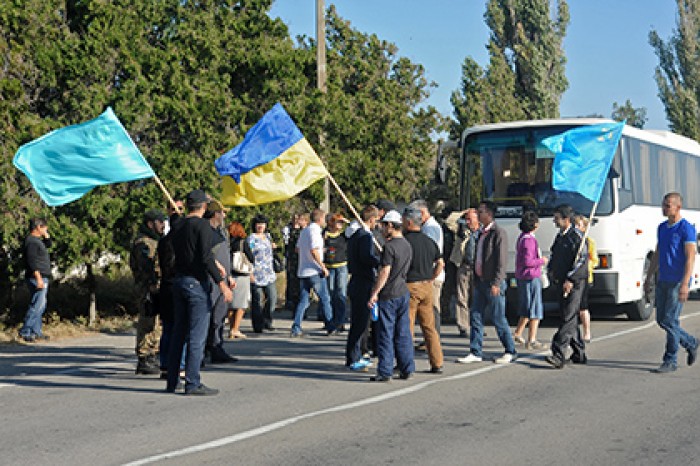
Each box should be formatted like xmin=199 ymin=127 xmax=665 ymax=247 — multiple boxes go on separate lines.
xmin=167 ymin=276 xmax=212 ymax=392
xmin=327 ymin=265 xmax=348 ymax=327
xmin=19 ymin=277 xmax=49 ymax=338
xmin=376 ymin=293 xmax=415 ymax=378
xmin=469 ymin=279 xmax=516 ymax=357
xmin=292 ymin=274 xmax=333 ymax=334
xmin=656 ymin=281 xmax=698 ymax=365
xmin=251 ymin=281 xmax=277 ymax=332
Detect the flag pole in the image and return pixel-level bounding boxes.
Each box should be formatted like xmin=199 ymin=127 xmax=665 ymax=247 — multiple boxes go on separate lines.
xmin=152 ymin=175 xmax=182 ymax=214
xmin=326 ymin=172 xmax=383 ymax=252
xmin=564 ymin=200 xmax=597 ymax=298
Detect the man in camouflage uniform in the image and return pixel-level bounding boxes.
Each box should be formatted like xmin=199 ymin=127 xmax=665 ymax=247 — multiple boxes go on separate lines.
xmin=130 ymin=208 xmax=166 ymax=375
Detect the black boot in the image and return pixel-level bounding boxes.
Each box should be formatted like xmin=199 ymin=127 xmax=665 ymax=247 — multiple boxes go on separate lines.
xmin=136 ymin=356 xmax=160 ymax=375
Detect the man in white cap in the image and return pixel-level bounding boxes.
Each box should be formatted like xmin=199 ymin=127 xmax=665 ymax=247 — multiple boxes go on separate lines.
xmin=368 ymin=210 xmax=414 ymax=382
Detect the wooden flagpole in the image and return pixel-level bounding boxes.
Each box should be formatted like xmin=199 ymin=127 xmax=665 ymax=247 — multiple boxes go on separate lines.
xmin=326 ymin=172 xmax=383 ymax=252
xmin=153 ymin=175 xmax=182 ymax=214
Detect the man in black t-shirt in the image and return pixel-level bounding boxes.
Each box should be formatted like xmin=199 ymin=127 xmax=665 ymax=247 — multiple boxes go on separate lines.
xmin=403 ymin=207 xmax=445 ymax=373
xmin=166 ymin=190 xmax=232 ymax=396
xmin=368 ymin=210 xmax=414 ymax=382
xmin=19 ymin=218 xmax=52 ymax=342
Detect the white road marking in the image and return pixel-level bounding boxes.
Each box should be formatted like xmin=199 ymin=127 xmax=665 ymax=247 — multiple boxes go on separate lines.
xmin=0 ymin=383 xmax=14 ymax=389
xmin=123 ymin=310 xmax=700 ymax=465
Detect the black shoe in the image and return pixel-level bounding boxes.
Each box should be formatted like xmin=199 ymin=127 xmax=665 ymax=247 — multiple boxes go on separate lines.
xmin=458 ymin=329 xmax=468 ymax=338
xmin=136 ymin=357 xmax=160 ymax=375
xmin=370 ymin=375 xmax=391 ymax=382
xmin=264 ymin=324 xmax=275 ymax=331
xmin=545 ymin=355 xmax=566 ymax=369
xmin=569 ymin=354 xmax=588 ymax=365
xmin=19 ymin=334 xmax=36 ymax=343
xmin=34 ymin=334 xmax=50 ymax=341
xmin=211 ymin=354 xmax=238 ymax=363
xmin=428 ymin=366 xmax=443 ymax=374
xmin=165 ymin=381 xmax=183 ymax=393
xmin=210 ymin=347 xmax=238 ymax=364
xmin=160 ymin=370 xmax=168 ymax=380
xmin=415 ymin=341 xmax=427 ymax=352
xmin=652 ymin=362 xmax=677 ymax=373
xmin=688 ymin=344 xmax=698 ymax=366
xmin=185 ymin=384 xmax=219 ymax=396
xmin=399 ymin=371 xmax=413 ymax=380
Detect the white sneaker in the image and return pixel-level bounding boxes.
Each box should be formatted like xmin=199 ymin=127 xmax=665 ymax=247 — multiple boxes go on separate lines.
xmin=455 ymin=353 xmax=483 ymax=364
xmin=494 ymin=353 xmax=515 ymax=364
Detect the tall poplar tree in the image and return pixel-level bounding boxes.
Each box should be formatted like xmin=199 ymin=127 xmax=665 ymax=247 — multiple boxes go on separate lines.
xmin=451 ymin=0 xmax=570 ymax=136
xmin=649 ymin=0 xmax=700 ymax=139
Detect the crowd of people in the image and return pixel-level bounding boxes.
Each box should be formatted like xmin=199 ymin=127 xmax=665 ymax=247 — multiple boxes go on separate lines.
xmin=16 ymin=191 xmax=700 ymax=394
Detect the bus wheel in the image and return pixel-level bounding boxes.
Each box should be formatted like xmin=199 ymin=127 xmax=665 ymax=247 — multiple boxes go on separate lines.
xmin=626 ymin=256 xmax=655 ymax=321
xmin=625 ymin=297 xmax=653 ymax=321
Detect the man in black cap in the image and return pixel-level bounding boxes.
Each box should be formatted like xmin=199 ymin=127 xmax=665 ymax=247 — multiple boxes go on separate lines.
xmin=130 ymin=208 xmax=166 ymax=375
xmin=166 ymin=190 xmax=232 ymax=396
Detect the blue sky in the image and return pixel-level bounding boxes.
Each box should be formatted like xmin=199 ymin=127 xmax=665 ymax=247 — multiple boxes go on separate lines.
xmin=269 ymin=0 xmax=677 ymax=131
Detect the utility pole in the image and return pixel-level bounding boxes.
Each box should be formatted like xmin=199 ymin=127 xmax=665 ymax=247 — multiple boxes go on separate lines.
xmin=316 ymin=0 xmax=330 ymax=212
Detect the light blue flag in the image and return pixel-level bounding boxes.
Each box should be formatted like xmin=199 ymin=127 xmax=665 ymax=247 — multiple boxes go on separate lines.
xmin=541 ymin=121 xmax=625 ymax=202
xmin=13 ymin=107 xmax=155 ymax=206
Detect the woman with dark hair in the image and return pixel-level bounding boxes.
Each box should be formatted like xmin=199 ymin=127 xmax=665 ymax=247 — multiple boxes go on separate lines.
xmin=512 ymin=211 xmax=548 ymax=349
xmin=228 ymin=221 xmax=255 ymax=339
xmin=249 ymin=214 xmax=278 ymax=333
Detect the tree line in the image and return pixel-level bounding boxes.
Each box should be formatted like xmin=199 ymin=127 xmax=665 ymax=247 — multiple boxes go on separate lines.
xmin=0 ymin=0 xmax=693 ymax=319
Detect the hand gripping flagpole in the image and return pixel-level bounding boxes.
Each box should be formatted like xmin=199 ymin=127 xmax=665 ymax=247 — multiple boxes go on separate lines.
xmin=152 ymin=175 xmax=183 ymax=215
xmin=326 ymin=172 xmax=383 ymax=253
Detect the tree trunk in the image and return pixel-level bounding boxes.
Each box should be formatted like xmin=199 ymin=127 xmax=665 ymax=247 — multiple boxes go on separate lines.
xmin=85 ymin=263 xmax=97 ymax=327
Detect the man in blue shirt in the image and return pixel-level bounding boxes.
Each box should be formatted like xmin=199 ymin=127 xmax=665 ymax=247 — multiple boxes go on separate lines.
xmin=644 ymin=192 xmax=699 ymax=373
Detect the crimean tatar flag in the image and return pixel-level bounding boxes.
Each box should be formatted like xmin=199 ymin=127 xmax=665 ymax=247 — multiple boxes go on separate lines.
xmin=13 ymin=107 xmax=155 ymax=206
xmin=541 ymin=121 xmax=625 ymax=202
xmin=215 ymin=103 xmax=327 ymax=206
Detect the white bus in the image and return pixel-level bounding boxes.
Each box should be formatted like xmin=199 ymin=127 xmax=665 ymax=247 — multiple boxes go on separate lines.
xmin=454 ymin=119 xmax=700 ymax=320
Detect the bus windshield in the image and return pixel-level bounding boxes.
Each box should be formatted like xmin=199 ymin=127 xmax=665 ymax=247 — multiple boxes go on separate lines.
xmin=464 ymin=126 xmax=614 ymax=218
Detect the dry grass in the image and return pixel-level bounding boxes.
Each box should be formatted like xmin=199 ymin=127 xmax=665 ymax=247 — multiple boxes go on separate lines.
xmin=0 ymin=313 xmax=135 ymax=345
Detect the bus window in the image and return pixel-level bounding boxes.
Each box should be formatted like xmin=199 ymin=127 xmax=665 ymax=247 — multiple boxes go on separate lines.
xmin=466 ymin=126 xmax=615 ymax=218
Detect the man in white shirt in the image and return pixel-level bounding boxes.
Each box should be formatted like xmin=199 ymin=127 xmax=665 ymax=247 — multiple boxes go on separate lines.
xmin=291 ymin=208 xmax=335 ymax=337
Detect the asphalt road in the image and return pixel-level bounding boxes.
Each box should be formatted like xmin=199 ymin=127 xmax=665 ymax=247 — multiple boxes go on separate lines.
xmin=2 ymin=304 xmax=700 ymax=466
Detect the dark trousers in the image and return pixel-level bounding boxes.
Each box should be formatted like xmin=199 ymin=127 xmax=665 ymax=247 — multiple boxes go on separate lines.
xmin=551 ymin=279 xmax=586 ymax=361
xmin=346 ymin=278 xmax=373 ymax=365
xmin=167 ymin=276 xmax=212 ymax=392
xmin=251 ymin=282 xmax=277 ymax=332
xmin=207 ymin=290 xmax=228 ymax=349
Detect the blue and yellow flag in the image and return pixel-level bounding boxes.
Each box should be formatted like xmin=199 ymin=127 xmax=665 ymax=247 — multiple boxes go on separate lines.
xmin=13 ymin=107 xmax=155 ymax=206
xmin=541 ymin=121 xmax=625 ymax=202
xmin=216 ymin=103 xmax=327 ymax=206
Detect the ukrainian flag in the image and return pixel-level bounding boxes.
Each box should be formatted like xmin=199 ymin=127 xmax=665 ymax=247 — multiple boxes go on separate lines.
xmin=216 ymin=103 xmax=328 ymax=206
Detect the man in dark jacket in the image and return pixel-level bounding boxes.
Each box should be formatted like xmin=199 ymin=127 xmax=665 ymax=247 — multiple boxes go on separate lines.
xmin=456 ymin=200 xmax=516 ymax=364
xmin=545 ymin=204 xmax=589 ymax=368
xmin=205 ymin=198 xmax=237 ymax=364
xmin=345 ymin=205 xmax=381 ymax=370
